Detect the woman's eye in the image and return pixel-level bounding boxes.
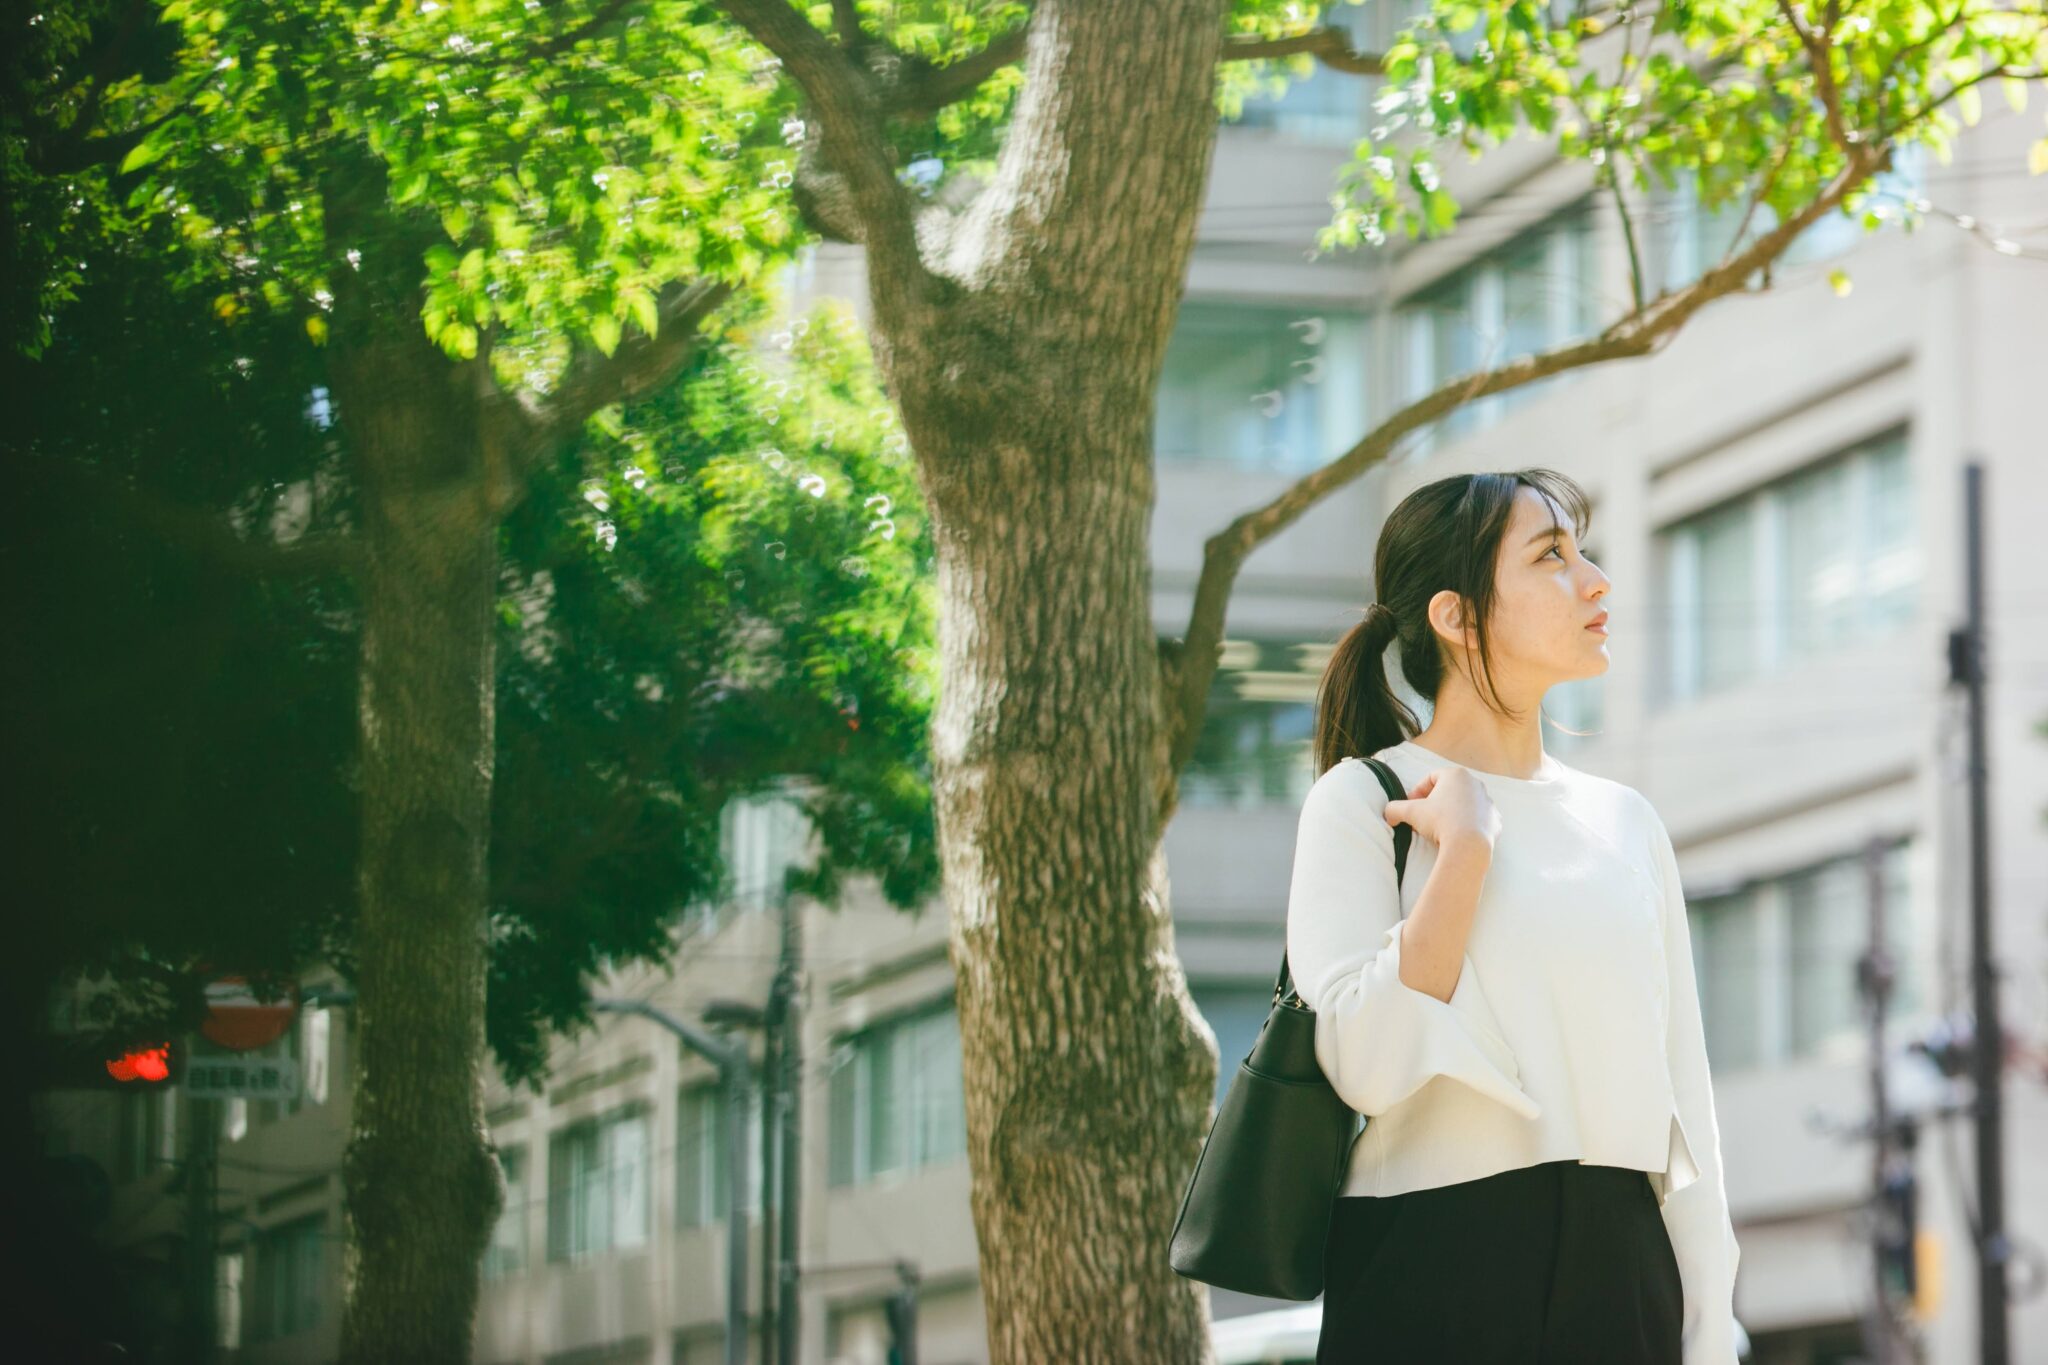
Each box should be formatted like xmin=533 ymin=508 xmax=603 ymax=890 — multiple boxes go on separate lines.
xmin=1543 ymin=544 xmax=1565 ymax=561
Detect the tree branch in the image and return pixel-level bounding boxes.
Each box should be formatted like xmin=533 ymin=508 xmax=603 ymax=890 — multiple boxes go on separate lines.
xmin=29 ymin=453 xmax=363 ymax=577
xmin=712 ymin=0 xmax=940 ymax=303
xmin=1159 ymin=139 xmax=1891 ymax=793
xmin=1220 ymin=26 xmax=1385 ymax=76
xmin=499 ymin=278 xmax=737 ymax=512
xmin=882 ymin=23 xmax=1032 ymax=114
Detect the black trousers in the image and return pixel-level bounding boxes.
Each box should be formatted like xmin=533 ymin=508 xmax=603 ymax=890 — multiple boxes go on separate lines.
xmin=1316 ymin=1159 xmax=1683 ymax=1365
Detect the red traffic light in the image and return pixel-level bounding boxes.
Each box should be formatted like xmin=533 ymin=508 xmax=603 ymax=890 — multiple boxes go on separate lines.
xmin=105 ymin=1044 xmax=173 ymax=1084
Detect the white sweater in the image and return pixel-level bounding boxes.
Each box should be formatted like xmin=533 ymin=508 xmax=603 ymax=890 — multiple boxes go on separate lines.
xmin=1284 ymin=740 xmax=1741 ymax=1365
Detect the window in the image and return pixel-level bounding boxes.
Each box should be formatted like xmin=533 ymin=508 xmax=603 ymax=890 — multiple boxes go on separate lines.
xmin=1687 ymin=839 xmax=1921 ymax=1073
xmin=1655 ymin=147 xmax=1927 ymax=290
xmin=680 ymin=785 xmax=814 ymax=931
xmin=483 ymin=1145 xmax=527 ymax=1279
xmin=677 ymin=1081 xmax=763 ymax=1229
xmin=1230 ymin=2 xmax=1383 ymax=143
xmin=1179 ymin=637 xmax=1324 ymax=809
xmin=1657 ymin=428 xmax=1916 ymax=705
xmin=725 ymin=786 xmax=811 ymax=911
xmin=547 ymin=1104 xmax=651 ymax=1261
xmin=1155 ymin=300 xmax=1367 ymax=472
xmin=828 ymin=1002 xmax=967 ymax=1187
xmin=1398 ymin=200 xmax=1601 ymax=448
xmin=254 ymin=1003 xmax=332 ymax=1127
xmin=117 ymin=1086 xmax=177 ymax=1183
xmin=216 ymin=1251 xmax=244 ymax=1351
xmin=1691 ymin=887 xmax=1765 ymax=1071
xmin=254 ymin=1215 xmax=324 ymax=1341
xmin=1652 ymin=168 xmax=1756 ymax=294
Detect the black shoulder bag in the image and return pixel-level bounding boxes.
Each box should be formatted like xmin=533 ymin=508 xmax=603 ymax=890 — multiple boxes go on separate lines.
xmin=1168 ymin=756 xmax=1415 ymax=1301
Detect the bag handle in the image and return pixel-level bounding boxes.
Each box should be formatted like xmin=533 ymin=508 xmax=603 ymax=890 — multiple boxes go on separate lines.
xmin=1272 ymin=756 xmax=1415 ymax=1010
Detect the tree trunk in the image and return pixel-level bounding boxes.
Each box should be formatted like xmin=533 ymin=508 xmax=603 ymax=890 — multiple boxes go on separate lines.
xmin=879 ymin=3 xmax=1232 ymax=1358
xmin=329 ymin=264 xmax=504 ymax=1364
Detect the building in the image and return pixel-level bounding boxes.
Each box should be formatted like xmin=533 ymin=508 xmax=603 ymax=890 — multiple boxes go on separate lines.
xmin=36 ymin=5 xmax=2048 ymax=1361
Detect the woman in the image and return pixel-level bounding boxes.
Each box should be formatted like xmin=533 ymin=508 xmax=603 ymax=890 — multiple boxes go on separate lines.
xmin=1287 ymin=469 xmax=1741 ymax=1364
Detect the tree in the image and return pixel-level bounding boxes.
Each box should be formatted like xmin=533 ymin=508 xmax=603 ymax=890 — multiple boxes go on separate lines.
xmin=3 ymin=4 xmax=937 ymax=1352
xmin=685 ymin=1 xmax=2044 ymax=1359
xmin=2 ymin=0 xmax=818 ymax=1355
xmin=14 ymin=0 xmax=2043 ymax=1358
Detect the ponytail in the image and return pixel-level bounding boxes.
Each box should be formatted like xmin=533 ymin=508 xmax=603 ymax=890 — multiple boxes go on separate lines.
xmin=1311 ymin=601 xmax=1417 ymax=779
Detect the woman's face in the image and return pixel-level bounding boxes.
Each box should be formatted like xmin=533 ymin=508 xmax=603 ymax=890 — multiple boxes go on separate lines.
xmin=1433 ymin=486 xmax=1613 ymax=689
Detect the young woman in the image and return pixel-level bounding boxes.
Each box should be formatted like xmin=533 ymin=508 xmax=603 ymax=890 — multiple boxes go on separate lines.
xmin=1286 ymin=469 xmax=1741 ymax=1364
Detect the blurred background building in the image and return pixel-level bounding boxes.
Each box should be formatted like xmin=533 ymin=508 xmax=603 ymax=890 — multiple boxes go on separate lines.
xmin=33 ymin=2 xmax=2048 ymax=1361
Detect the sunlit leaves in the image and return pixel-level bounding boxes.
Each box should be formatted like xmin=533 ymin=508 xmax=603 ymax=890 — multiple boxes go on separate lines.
xmin=1297 ymin=0 xmax=2047 ymax=257
xmin=110 ymin=0 xmax=803 ymax=367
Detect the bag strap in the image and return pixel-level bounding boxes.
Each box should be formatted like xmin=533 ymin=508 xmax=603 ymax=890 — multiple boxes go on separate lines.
xmin=1272 ymin=756 xmax=1414 ymax=1009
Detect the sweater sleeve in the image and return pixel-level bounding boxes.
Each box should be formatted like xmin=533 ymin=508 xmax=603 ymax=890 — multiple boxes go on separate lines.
xmin=1283 ymin=759 xmax=1542 ymax=1121
xmin=1646 ymin=803 xmax=1744 ymax=1365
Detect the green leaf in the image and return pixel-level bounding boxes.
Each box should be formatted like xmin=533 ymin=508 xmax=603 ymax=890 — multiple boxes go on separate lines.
xmin=119 ymin=136 xmax=169 ymax=175
xmin=2029 ymin=138 xmax=2048 ymax=177
xmin=625 ymin=289 xmax=659 ymax=339
xmin=1957 ymin=84 xmax=1982 ymax=126
xmin=590 ymin=315 xmax=622 ymax=357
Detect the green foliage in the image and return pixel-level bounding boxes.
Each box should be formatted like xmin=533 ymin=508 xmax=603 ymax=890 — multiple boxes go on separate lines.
xmin=96 ymin=0 xmax=799 ymax=365
xmin=5 ymin=205 xmax=937 ymax=1089
xmin=1293 ymin=1 xmax=2047 ymax=256
xmin=487 ymin=292 xmax=939 ymax=1084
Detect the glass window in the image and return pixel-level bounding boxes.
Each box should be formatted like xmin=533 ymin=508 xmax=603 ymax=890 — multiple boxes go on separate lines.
xmin=1688 ymin=840 xmax=1920 ymax=1073
xmin=1786 ymin=842 xmax=1919 ymax=1057
xmin=1181 ymin=637 xmax=1322 ymax=809
xmin=1861 ymin=432 xmax=1917 ymax=633
xmin=1780 ymin=456 xmax=1860 ymax=660
xmin=254 ymin=1215 xmax=324 ymax=1341
xmin=547 ymin=1104 xmax=650 ymax=1261
xmin=1653 ymin=167 xmax=1755 ymax=293
xmin=217 ymin=1250 xmax=244 ymax=1350
xmin=1230 ymin=3 xmax=1380 ymax=144
xmin=677 ymin=1082 xmax=762 ymax=1229
xmin=1155 ymin=301 xmax=1367 ymax=472
xmin=1658 ymin=428 xmax=1916 ymax=706
xmin=827 ymin=1002 xmax=967 ymax=1187
xmin=1694 ymin=497 xmax=1759 ymax=696
xmin=117 ymin=1086 xmax=177 ymax=1184
xmin=483 ymin=1145 xmax=527 ymax=1279
xmin=1397 ymin=201 xmax=1599 ymax=448
xmin=1692 ymin=890 xmax=1763 ymax=1071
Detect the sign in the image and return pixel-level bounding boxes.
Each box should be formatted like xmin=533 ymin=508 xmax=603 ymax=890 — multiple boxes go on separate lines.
xmin=184 ymin=1055 xmax=300 ymax=1101
xmin=199 ymin=976 xmax=299 ymax=1052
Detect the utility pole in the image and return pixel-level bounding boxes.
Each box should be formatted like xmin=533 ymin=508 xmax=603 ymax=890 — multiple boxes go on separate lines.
xmin=1948 ymin=459 xmax=2011 ymax=1365
xmin=180 ymin=1095 xmax=218 ymax=1365
xmin=1857 ymin=835 xmax=1913 ymax=1365
xmin=772 ymin=889 xmax=804 ymax=1365
xmin=758 ymin=1004 xmax=780 ymax=1365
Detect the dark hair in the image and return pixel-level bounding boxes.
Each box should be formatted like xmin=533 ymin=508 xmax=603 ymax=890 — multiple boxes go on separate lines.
xmin=1311 ymin=468 xmax=1592 ymax=778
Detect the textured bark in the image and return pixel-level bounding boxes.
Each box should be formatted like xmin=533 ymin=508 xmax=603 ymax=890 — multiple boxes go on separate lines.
xmin=328 ymin=242 xmax=504 ymax=1365
xmin=870 ymin=3 xmax=1233 ymax=1359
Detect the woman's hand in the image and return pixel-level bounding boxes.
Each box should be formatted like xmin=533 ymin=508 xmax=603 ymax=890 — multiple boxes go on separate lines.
xmin=1383 ymin=766 xmax=1500 ymax=852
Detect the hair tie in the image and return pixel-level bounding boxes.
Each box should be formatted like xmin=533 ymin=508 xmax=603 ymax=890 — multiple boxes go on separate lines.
xmin=1365 ymin=601 xmax=1397 ymax=632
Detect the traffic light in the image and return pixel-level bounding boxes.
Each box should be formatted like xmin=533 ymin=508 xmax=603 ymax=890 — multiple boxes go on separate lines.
xmin=34 ymin=1035 xmax=185 ymax=1091
xmin=1877 ymin=1161 xmax=1918 ymax=1303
